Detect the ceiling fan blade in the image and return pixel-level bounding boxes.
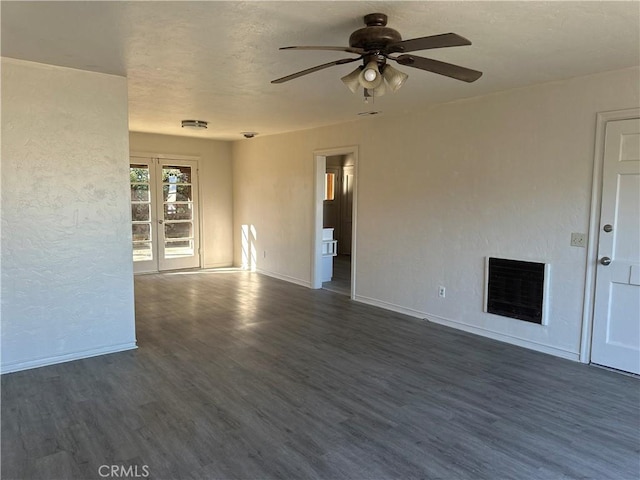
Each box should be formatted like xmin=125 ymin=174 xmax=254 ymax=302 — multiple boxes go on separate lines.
xmin=395 ymin=54 xmax=482 ymax=83
xmin=271 ymin=57 xmax=362 ymax=84
xmin=280 ymin=46 xmax=365 ymax=55
xmin=386 ymin=33 xmax=471 ymax=54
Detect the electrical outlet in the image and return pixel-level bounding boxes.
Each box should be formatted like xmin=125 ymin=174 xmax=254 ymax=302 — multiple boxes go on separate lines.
xmin=570 ymin=233 xmax=587 ymax=248
xmin=438 ymin=286 xmax=446 ymax=298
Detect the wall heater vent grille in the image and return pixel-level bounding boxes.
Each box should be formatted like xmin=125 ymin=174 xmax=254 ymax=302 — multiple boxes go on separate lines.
xmin=485 ymin=257 xmax=548 ymax=325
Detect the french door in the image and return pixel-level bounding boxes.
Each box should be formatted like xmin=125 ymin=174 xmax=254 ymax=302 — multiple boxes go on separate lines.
xmin=130 ymin=156 xmax=200 ymax=273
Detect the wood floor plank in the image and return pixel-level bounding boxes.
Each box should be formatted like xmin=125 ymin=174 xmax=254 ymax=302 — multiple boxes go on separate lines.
xmin=2 ymin=270 xmax=639 ymax=479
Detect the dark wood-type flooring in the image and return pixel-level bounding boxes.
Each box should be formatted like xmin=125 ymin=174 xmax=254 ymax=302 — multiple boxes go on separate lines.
xmin=2 ymin=271 xmax=639 ymax=479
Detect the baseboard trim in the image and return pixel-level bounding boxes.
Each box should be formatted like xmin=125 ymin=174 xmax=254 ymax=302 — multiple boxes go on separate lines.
xmin=256 ymin=269 xmax=311 ymax=288
xmin=353 ymin=295 xmax=579 ymax=362
xmin=353 ymin=295 xmax=426 ymax=319
xmin=424 ymin=314 xmax=579 ymax=361
xmin=1 ymin=342 xmax=138 ymax=375
xmin=203 ymin=262 xmax=234 ymax=269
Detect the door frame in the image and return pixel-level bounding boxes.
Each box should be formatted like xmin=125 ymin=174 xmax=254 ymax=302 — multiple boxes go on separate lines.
xmin=580 ymin=108 xmax=640 ymax=364
xmin=312 ymin=146 xmax=359 ymax=298
xmin=130 ymin=151 xmax=203 ymax=273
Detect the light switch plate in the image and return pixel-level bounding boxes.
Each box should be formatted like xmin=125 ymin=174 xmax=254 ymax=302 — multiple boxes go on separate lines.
xmin=571 ymin=232 xmax=587 ymax=247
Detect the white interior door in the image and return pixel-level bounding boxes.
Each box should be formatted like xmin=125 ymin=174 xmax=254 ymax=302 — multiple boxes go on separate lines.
xmin=130 ymin=157 xmax=200 ymax=273
xmin=591 ymin=118 xmax=640 ymax=374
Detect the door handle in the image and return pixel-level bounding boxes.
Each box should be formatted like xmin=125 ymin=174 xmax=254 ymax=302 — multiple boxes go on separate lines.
xmin=600 ymin=256 xmax=611 ymax=266
xmin=158 ymin=220 xmax=163 ymax=224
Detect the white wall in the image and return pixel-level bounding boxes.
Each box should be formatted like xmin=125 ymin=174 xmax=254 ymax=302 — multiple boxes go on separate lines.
xmin=129 ymin=133 xmax=234 ymax=268
xmin=233 ymin=133 xmax=319 ymax=285
xmin=1 ymin=58 xmax=136 ymax=373
xmin=232 ymin=67 xmax=640 ymax=361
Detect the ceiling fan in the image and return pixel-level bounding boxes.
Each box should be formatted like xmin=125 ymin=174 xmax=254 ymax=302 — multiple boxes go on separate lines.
xmin=272 ymin=13 xmax=482 ymax=97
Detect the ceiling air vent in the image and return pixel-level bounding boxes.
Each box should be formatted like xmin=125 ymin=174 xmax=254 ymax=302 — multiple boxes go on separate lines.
xmin=484 ymin=257 xmax=549 ymax=325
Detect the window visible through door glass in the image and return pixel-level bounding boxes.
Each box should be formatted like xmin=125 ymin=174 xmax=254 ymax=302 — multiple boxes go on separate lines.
xmin=130 ymin=164 xmax=153 ymax=261
xmin=162 ymin=165 xmax=195 ymax=259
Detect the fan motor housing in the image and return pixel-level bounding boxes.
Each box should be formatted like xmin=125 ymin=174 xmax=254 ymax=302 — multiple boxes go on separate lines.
xmin=349 ymin=13 xmax=402 ymax=50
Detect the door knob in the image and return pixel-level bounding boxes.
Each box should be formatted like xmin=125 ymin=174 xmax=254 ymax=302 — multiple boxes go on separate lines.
xmin=158 ymin=219 xmax=164 ymax=224
xmin=603 ymin=224 xmax=613 ymax=233
xmin=600 ymin=256 xmax=611 ymax=266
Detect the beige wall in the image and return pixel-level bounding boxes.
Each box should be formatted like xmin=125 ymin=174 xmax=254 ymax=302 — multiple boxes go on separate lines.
xmin=232 ymin=67 xmax=640 ymax=360
xmin=1 ymin=58 xmax=135 ymax=373
xmin=129 ymin=132 xmax=233 ymax=268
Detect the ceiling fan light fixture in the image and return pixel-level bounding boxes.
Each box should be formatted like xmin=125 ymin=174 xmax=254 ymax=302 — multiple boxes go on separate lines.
xmin=341 ymin=67 xmax=362 ymax=93
xmin=181 ymin=119 xmax=208 ymax=130
xmin=358 ymin=61 xmax=383 ymax=89
xmin=382 ymin=64 xmax=409 ymax=92
xmin=273 ymin=13 xmax=482 ymax=93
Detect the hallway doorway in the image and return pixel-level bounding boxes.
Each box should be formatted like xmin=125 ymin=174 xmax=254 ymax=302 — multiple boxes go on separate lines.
xmin=312 ymin=147 xmax=358 ymax=297
xmin=322 ymin=154 xmax=355 ymax=296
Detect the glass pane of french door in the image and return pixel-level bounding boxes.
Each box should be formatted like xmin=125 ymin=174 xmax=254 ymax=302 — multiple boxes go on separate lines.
xmin=130 ymin=159 xmax=157 ymax=273
xmin=158 ymin=162 xmax=199 ymax=270
xmin=130 ymin=157 xmax=200 ymax=273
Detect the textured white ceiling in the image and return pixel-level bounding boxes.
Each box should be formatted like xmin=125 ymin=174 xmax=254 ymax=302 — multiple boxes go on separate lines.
xmin=2 ymin=1 xmax=639 ymax=140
